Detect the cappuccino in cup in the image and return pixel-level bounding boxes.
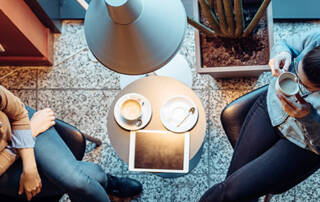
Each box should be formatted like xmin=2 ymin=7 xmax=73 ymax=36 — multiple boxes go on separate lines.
xmin=120 ymin=98 xmax=142 ymax=122
xmin=276 ymin=72 xmax=299 ymax=96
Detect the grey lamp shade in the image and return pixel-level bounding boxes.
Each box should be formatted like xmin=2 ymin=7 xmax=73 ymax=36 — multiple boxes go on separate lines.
xmin=84 ymin=0 xmax=186 ymax=75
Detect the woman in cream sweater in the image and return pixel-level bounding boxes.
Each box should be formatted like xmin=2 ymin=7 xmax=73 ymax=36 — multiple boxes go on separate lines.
xmin=0 ymin=86 xmax=142 ymax=201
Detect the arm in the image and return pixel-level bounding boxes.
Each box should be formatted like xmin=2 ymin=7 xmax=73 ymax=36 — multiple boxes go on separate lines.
xmin=18 ymin=148 xmax=42 ymax=201
xmin=296 ymin=106 xmax=320 ymax=153
xmin=0 ymin=85 xmax=31 ymax=131
xmin=269 ymin=32 xmax=320 ymax=76
xmin=296 ymin=106 xmax=320 ymax=141
xmin=0 ymin=85 xmax=35 ymax=147
xmin=271 ymin=31 xmax=320 ymax=59
xmin=0 ymin=86 xmax=41 ymax=200
xmin=277 ymin=93 xmax=320 ymax=148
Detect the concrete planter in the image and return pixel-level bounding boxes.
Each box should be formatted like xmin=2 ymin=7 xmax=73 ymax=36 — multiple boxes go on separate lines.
xmin=193 ymin=1 xmax=274 ymax=78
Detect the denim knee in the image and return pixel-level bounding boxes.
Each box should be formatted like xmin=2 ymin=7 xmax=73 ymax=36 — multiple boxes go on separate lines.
xmin=55 ymin=164 xmax=93 ymax=194
xmin=52 ymin=163 xmax=109 ymax=202
xmin=89 ymin=163 xmax=108 ymax=188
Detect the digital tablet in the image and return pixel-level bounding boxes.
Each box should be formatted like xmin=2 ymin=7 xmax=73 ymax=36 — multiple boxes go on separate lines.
xmin=129 ymin=130 xmax=190 ymax=173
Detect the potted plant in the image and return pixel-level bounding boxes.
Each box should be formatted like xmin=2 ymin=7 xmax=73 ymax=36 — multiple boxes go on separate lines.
xmin=188 ymin=0 xmax=273 ymax=78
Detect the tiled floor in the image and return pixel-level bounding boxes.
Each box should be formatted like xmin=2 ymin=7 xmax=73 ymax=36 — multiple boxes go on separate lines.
xmin=1 ymin=19 xmax=320 ymax=202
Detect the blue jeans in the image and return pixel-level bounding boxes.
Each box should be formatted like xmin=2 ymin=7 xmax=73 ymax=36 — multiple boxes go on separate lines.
xmin=200 ymin=92 xmax=320 ymax=202
xmin=0 ymin=107 xmax=110 ymax=202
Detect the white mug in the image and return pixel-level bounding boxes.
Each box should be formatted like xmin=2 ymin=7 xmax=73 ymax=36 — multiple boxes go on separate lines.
xmin=119 ymin=98 xmax=143 ymax=124
xmin=275 ymin=72 xmax=299 ymax=96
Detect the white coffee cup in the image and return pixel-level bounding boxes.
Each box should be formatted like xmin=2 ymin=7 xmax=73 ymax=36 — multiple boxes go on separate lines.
xmin=119 ymin=98 xmax=143 ymax=124
xmin=276 ymin=72 xmax=299 ymax=96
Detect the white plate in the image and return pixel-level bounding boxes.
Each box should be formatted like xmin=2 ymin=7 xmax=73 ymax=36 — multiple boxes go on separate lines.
xmin=160 ymin=95 xmax=198 ymax=133
xmin=114 ymin=93 xmax=152 ymax=131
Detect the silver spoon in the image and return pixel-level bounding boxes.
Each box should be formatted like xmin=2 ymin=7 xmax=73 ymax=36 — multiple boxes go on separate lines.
xmin=177 ymin=107 xmax=195 ymax=127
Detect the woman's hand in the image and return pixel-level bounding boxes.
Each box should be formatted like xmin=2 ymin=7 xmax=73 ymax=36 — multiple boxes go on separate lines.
xmin=19 ymin=169 xmax=42 ymax=201
xmin=17 ymin=148 xmax=42 ymax=201
xmin=269 ymin=51 xmax=292 ymax=77
xmin=30 ymin=108 xmax=55 ymax=137
xmin=277 ymin=93 xmax=311 ymax=118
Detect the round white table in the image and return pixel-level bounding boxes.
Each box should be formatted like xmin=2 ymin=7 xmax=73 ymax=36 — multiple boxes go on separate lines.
xmin=107 ymin=76 xmax=206 ymax=177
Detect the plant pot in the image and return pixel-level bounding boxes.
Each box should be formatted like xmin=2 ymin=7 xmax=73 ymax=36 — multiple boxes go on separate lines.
xmin=193 ymin=1 xmax=274 ymax=78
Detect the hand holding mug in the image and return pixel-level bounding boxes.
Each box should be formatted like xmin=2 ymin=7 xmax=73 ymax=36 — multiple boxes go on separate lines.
xmin=269 ymin=51 xmax=292 ymax=77
xmin=276 ymin=72 xmax=311 ymax=118
xmin=277 ymin=92 xmax=311 ymax=118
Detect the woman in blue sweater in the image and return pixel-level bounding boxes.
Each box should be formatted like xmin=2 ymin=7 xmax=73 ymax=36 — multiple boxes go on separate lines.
xmin=200 ymin=31 xmax=320 ymax=201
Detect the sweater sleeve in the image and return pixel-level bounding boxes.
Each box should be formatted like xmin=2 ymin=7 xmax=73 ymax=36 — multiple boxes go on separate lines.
xmin=0 ymin=86 xmax=34 ymax=148
xmin=0 ymin=86 xmax=30 ymax=131
xmin=271 ymin=31 xmax=320 ymax=59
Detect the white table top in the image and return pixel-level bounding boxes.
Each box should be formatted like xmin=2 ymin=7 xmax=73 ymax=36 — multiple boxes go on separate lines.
xmin=107 ymin=76 xmax=206 ymax=163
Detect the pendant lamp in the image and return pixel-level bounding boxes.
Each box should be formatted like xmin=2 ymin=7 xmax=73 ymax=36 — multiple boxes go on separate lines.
xmin=84 ymin=0 xmax=186 ymax=75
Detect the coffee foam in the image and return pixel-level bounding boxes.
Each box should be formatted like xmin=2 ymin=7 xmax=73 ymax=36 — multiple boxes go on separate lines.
xmin=276 ymin=72 xmax=299 ymax=96
xmin=120 ymin=99 xmax=141 ymax=120
xmin=279 ymin=78 xmax=298 ymax=95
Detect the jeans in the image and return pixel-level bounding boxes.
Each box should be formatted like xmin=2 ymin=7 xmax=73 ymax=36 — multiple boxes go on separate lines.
xmin=200 ymin=92 xmax=320 ymax=202
xmin=0 ymin=106 xmax=110 ymax=202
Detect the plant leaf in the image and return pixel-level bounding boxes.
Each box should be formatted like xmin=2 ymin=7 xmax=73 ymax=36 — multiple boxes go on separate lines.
xmin=198 ymin=0 xmax=222 ymax=35
xmin=216 ymin=0 xmax=228 ymax=35
xmin=187 ymin=17 xmax=216 ymax=37
xmin=223 ymin=0 xmax=234 ymax=36
xmin=234 ymin=0 xmax=244 ymax=37
xmin=242 ymin=0 xmax=271 ymax=37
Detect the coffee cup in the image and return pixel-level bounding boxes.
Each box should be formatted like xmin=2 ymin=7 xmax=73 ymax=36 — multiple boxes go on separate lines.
xmin=276 ymin=72 xmax=299 ymax=96
xmin=119 ymin=98 xmax=143 ymax=124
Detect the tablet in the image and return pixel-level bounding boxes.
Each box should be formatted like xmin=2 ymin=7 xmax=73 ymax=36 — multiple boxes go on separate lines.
xmin=129 ymin=130 xmax=190 ymax=173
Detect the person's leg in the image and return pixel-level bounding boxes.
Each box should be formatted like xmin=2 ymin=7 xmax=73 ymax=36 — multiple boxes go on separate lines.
xmin=226 ymin=92 xmax=280 ymax=177
xmin=25 ymin=106 xmax=110 ymax=202
xmin=77 ymin=161 xmax=142 ymax=197
xmin=200 ymin=93 xmax=282 ymax=202
xmin=201 ymin=93 xmax=280 ymax=202
xmin=200 ymin=139 xmax=320 ymax=202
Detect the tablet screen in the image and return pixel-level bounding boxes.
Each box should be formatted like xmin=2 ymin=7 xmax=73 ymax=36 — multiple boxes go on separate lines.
xmin=129 ymin=130 xmax=190 ymax=173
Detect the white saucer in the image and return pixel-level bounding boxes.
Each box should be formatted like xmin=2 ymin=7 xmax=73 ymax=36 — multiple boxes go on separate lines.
xmin=114 ymin=93 xmax=152 ymax=131
xmin=160 ymin=95 xmax=198 ymax=133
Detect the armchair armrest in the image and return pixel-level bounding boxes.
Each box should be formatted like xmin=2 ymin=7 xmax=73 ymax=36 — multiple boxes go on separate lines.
xmin=54 ymin=119 xmax=86 ymax=160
